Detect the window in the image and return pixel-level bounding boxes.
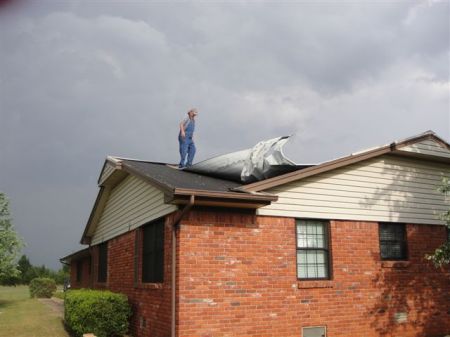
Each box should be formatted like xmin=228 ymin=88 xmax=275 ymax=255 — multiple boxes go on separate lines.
xmin=302 ymin=326 xmax=326 ymax=337
xmin=447 ymin=227 xmax=450 ymax=242
xmin=142 ymin=219 xmax=165 ymax=283
xmin=97 ymin=242 xmax=108 ymax=282
xmin=76 ymin=260 xmax=82 ymax=283
xmin=296 ymin=220 xmax=330 ymax=280
xmin=379 ymin=223 xmax=407 ymax=260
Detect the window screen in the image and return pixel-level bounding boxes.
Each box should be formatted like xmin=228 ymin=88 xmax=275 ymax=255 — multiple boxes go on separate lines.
xmin=97 ymin=242 xmax=108 ymax=282
xmin=296 ymin=220 xmax=330 ymax=280
xmin=303 ymin=326 xmax=326 ymax=337
xmin=142 ymin=219 xmax=165 ymax=283
xmin=379 ymin=223 xmax=407 ymax=260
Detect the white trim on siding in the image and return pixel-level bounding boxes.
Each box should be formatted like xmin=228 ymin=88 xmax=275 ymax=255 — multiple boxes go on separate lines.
xmin=91 ymin=175 xmax=177 ymax=245
xmin=400 ymin=139 xmax=450 ymax=158
xmin=258 ymin=155 xmax=450 ymax=225
xmin=99 ymin=163 xmax=116 ymax=186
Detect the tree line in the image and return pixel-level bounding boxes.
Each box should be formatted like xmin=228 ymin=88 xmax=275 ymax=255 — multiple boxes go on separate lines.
xmin=0 ymin=191 xmax=68 ymax=286
xmin=0 ymin=254 xmax=69 ymax=285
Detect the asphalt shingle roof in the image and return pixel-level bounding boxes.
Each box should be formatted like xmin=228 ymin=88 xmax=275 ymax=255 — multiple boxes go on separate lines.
xmin=122 ymin=159 xmax=242 ymax=192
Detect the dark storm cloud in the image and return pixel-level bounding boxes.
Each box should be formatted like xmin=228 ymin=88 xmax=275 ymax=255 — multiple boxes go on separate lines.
xmin=0 ymin=0 xmax=448 ymax=268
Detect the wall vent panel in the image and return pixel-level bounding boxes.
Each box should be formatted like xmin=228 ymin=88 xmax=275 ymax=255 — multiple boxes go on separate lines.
xmin=303 ymin=326 xmax=326 ymax=337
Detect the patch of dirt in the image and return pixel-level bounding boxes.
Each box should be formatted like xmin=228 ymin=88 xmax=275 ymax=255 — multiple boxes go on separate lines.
xmin=38 ymin=298 xmax=64 ymax=317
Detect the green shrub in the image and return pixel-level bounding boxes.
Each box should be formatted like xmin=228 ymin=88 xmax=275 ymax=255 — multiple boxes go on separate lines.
xmin=29 ymin=277 xmax=57 ymax=298
xmin=52 ymin=290 xmax=65 ymax=300
xmin=64 ymin=289 xmax=131 ymax=337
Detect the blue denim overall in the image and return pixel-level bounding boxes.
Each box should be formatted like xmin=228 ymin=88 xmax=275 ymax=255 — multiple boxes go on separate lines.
xmin=179 ymin=118 xmax=196 ymax=168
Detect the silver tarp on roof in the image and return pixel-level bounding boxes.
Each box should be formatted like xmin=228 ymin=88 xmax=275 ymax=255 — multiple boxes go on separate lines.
xmin=186 ymin=136 xmax=297 ymax=183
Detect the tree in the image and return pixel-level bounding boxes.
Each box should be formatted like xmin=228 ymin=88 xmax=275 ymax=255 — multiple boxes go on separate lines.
xmin=17 ymin=254 xmax=36 ymax=284
xmin=0 ymin=192 xmax=23 ymax=281
xmin=13 ymin=254 xmax=69 ymax=285
xmin=426 ymin=178 xmax=450 ymax=266
xmin=18 ymin=254 xmax=32 ymax=273
xmin=54 ymin=264 xmax=70 ymax=284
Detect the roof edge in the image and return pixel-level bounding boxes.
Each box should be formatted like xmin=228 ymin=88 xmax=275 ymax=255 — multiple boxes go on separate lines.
xmin=97 ymin=156 xmax=123 ymax=185
xmin=237 ymin=131 xmax=450 ymax=192
xmin=174 ymin=188 xmax=278 ymax=202
xmin=237 ymin=144 xmax=393 ymax=192
xmin=80 ymin=186 xmax=108 ymax=244
xmin=60 ymin=247 xmax=90 ymax=264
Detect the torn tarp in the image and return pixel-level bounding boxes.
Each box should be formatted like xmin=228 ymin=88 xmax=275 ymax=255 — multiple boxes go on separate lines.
xmin=186 ymin=136 xmax=303 ymax=183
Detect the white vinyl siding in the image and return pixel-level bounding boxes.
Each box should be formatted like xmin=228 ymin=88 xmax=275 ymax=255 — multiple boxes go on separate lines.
xmin=91 ymin=175 xmax=177 ymax=245
xmin=399 ymin=139 xmax=450 ymax=159
xmin=258 ymin=155 xmax=450 ymax=225
xmin=99 ymin=163 xmax=115 ymax=185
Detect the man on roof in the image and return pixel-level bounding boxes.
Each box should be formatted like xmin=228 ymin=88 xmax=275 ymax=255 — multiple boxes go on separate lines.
xmin=178 ymin=108 xmax=198 ymax=168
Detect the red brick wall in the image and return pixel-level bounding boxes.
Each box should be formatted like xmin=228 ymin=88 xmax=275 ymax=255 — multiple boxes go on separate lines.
xmin=87 ymin=214 xmax=175 ymax=337
xmin=69 ymin=261 xmax=76 ymax=287
xmin=69 ymin=208 xmax=449 ymax=337
xmin=177 ymin=209 xmax=450 ymax=337
xmin=70 ymin=256 xmax=91 ymax=289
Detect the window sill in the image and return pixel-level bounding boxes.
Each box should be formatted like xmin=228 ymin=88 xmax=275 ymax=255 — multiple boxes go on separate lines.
xmin=381 ymin=261 xmax=410 ymax=269
xmin=297 ymin=280 xmax=334 ymax=289
xmin=136 ymin=282 xmax=163 ymax=290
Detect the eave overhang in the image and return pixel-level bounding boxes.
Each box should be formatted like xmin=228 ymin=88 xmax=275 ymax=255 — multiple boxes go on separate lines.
xmin=168 ymin=188 xmax=277 ymax=208
xmin=60 ymin=247 xmax=90 ymax=265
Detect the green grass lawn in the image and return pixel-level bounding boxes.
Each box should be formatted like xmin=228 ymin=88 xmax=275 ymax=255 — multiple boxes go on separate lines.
xmin=0 ymin=286 xmax=70 ymax=337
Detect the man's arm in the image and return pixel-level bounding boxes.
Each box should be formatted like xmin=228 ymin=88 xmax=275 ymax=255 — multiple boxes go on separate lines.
xmin=179 ymin=119 xmax=186 ymax=139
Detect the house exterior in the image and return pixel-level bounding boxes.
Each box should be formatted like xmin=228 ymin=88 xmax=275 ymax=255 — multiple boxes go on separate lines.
xmin=61 ymin=131 xmax=450 ymax=337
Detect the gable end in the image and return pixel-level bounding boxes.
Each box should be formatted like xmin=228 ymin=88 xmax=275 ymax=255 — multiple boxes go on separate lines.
xmin=90 ymin=174 xmax=178 ymax=245
xmin=397 ymin=138 xmax=450 ymax=159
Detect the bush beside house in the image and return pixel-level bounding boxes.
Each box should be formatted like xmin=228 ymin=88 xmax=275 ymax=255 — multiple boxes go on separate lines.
xmin=64 ymin=289 xmax=131 ymax=337
xmin=29 ymin=277 xmax=57 ymax=298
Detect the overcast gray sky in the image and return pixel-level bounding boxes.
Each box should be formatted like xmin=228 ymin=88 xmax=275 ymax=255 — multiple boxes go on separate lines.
xmin=0 ymin=0 xmax=449 ymax=269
